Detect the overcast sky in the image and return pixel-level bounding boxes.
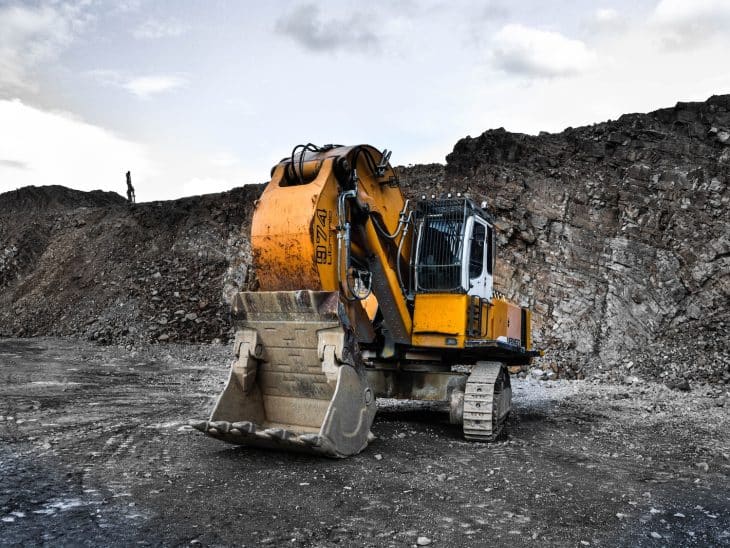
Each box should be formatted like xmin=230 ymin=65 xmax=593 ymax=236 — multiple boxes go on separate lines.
xmin=1 ymin=0 xmax=729 ymax=201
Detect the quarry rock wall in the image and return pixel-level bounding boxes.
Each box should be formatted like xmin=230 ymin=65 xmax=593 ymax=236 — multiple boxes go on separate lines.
xmin=1 ymin=97 xmax=728 ymax=383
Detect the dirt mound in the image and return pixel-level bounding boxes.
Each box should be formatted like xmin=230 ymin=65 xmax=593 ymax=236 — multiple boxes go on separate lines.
xmin=0 ymin=185 xmax=127 ymax=212
xmin=0 ymin=186 xmax=263 ymax=344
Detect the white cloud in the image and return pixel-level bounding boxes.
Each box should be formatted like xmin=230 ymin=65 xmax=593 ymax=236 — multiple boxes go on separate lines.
xmin=595 ymin=8 xmax=620 ymax=23
xmin=588 ymin=8 xmax=628 ymax=32
xmin=87 ymin=70 xmax=188 ymax=98
xmin=0 ymin=2 xmax=90 ymax=94
xmin=490 ymin=24 xmax=598 ymax=78
xmin=0 ymin=99 xmax=155 ymax=198
xmin=466 ymin=12 xmax=730 ymax=139
xmin=0 ymin=98 xmax=264 ymax=202
xmin=132 ymin=18 xmax=188 ymax=40
xmin=123 ymin=75 xmax=187 ymax=98
xmin=652 ymin=0 xmax=730 ymax=49
xmin=276 ymin=3 xmax=380 ymax=53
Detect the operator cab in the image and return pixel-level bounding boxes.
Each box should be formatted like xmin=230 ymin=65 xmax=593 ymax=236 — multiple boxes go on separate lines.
xmin=412 ymin=197 xmax=495 ymax=300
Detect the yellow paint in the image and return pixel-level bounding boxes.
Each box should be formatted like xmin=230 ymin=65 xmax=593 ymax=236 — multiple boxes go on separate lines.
xmin=488 ymin=297 xmax=522 ymax=341
xmin=361 ymin=294 xmax=379 ymax=321
xmin=412 ymin=294 xmax=533 ymax=350
xmin=251 ymin=145 xmax=408 ymax=294
xmin=251 ymin=145 xmax=412 ymax=340
xmin=480 ymin=300 xmax=489 ymax=338
xmin=412 ymin=294 xmax=469 ymax=348
xmin=411 ymin=332 xmax=465 ymax=349
xmin=251 ymin=162 xmax=339 ymax=291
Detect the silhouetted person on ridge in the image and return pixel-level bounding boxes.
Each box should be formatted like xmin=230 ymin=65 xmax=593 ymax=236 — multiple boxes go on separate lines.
xmin=126 ymin=171 xmax=136 ymax=204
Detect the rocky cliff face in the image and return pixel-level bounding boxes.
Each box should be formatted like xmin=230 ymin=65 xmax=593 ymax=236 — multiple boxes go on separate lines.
xmin=400 ymin=95 xmax=729 ymax=382
xmin=1 ymin=96 xmax=728 ymax=384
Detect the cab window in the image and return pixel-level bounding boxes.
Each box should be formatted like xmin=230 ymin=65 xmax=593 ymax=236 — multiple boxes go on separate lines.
xmin=469 ymin=222 xmax=486 ymax=279
xmin=486 ymin=225 xmax=494 ymax=275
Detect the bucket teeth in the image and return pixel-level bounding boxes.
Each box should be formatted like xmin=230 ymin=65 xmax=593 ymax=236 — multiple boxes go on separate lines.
xmin=263 ymin=428 xmax=296 ymax=441
xmin=208 ymin=421 xmax=231 ymax=434
xmin=231 ymin=421 xmax=256 ymax=434
xmin=189 ymin=420 xmax=208 ymax=432
xmin=299 ymin=434 xmax=323 ymax=447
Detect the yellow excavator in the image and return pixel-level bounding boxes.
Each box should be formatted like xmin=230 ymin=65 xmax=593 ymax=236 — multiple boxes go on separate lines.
xmin=192 ymin=144 xmax=539 ymax=457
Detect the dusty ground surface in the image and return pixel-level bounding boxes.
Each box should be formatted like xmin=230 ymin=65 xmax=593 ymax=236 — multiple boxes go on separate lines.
xmin=1 ymin=337 xmax=728 ymax=547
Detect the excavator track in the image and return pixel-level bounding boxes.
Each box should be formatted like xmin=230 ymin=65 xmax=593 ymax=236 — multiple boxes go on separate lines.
xmin=191 ymin=290 xmax=377 ymax=458
xmin=462 ymin=362 xmax=511 ymax=441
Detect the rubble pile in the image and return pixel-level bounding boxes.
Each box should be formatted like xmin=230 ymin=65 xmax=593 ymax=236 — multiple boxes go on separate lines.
xmin=0 ymin=185 xmax=262 ymax=345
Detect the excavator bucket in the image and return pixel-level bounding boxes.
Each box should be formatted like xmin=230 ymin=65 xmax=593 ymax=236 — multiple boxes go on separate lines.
xmin=191 ymin=290 xmax=377 ymax=458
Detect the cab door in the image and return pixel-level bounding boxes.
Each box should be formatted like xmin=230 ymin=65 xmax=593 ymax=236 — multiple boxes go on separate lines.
xmin=462 ymin=215 xmax=494 ymax=300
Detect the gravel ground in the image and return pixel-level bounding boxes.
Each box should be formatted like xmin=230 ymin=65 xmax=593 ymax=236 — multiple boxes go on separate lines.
xmin=0 ymin=337 xmax=728 ymax=547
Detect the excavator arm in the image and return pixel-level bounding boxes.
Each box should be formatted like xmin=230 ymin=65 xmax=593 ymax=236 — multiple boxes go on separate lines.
xmin=193 ymin=145 xmax=407 ymax=456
